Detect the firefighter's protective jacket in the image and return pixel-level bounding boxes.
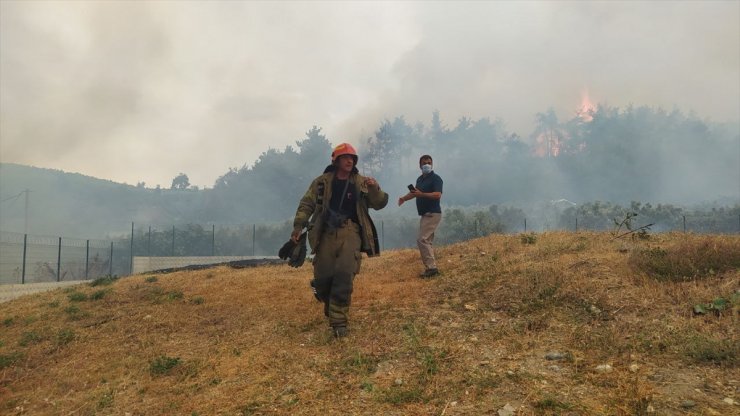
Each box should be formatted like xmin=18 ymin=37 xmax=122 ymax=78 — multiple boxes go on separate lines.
xmin=293 ymin=166 xmax=388 ymax=257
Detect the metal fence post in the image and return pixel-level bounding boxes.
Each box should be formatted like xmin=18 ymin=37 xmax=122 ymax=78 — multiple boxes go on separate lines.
xmin=575 ymin=216 xmax=578 ymax=232
xmin=524 ymin=218 xmax=527 ymax=232
xmin=85 ymin=239 xmax=90 ymax=279
xmin=148 ymin=225 xmax=152 ymax=257
xmin=683 ymin=215 xmax=686 ymax=232
xmin=57 ymin=236 xmax=62 ymax=282
xmin=22 ymin=234 xmax=27 ymax=284
xmin=171 ymin=225 xmax=175 ymax=256
xmin=212 ymin=224 xmax=216 ymax=256
xmin=252 ymin=224 xmax=256 ymax=256
xmin=109 ymin=242 xmax=113 ymax=277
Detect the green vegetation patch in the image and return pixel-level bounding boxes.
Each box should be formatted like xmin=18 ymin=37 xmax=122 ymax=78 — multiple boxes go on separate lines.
xmin=520 ymin=233 xmax=537 ymax=244
xmin=19 ymin=331 xmax=44 ymax=347
xmin=0 ymin=351 xmax=23 ymax=369
xmin=90 ymin=276 xmax=118 ymax=287
xmin=90 ymin=289 xmax=110 ymax=300
xmin=67 ymin=291 xmax=88 ymax=302
xmin=97 ymin=389 xmax=115 ymax=409
xmin=685 ymin=336 xmax=739 ymax=367
xmin=693 ymin=293 xmax=739 ymax=316
xmin=630 ymin=237 xmax=740 ymax=281
xmin=342 ymin=351 xmax=380 ymax=375
xmin=56 ymin=328 xmax=75 ymax=346
xmin=379 ymin=385 xmax=425 ymax=405
xmin=150 ymin=355 xmax=181 ymax=375
xmin=534 ymin=396 xmax=577 ymax=411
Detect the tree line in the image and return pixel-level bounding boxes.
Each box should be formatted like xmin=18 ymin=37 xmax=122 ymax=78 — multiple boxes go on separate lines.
xmin=1 ymin=103 xmax=737 ymax=239
xmin=198 ymin=105 xmax=737 ymax=224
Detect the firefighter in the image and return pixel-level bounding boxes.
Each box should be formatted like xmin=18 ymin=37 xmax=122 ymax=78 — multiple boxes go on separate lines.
xmin=290 ymin=143 xmax=388 ymax=338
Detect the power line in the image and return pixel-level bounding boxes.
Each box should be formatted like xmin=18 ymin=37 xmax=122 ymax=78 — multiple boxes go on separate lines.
xmin=0 ymin=191 xmax=25 ymax=203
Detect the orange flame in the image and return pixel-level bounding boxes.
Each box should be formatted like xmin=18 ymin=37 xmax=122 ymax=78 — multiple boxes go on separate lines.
xmin=577 ymin=89 xmax=596 ymax=122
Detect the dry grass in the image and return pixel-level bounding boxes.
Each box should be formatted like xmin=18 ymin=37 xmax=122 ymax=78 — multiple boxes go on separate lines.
xmin=1 ymin=232 xmax=738 ymax=415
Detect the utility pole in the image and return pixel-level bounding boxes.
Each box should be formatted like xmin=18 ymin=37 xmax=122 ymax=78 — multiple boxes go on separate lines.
xmin=24 ymin=189 xmax=29 ymax=234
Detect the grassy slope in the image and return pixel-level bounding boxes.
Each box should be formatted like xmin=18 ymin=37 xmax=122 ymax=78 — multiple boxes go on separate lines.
xmin=1 ymin=232 xmax=738 ymax=415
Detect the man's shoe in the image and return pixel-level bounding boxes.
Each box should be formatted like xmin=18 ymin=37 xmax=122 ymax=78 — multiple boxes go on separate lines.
xmin=419 ymin=268 xmax=440 ymax=278
xmin=332 ymin=326 xmax=348 ymax=338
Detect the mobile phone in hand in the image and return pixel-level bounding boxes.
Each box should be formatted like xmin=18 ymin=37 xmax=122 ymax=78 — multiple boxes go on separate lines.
xmin=408 ymin=184 xmax=415 ymax=191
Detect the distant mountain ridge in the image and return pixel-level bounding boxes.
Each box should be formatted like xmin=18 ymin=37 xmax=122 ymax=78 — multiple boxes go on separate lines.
xmin=0 ymin=163 xmax=203 ymax=238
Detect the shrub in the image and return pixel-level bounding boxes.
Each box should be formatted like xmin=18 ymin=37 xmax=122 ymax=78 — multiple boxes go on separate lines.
xmin=167 ymin=291 xmax=184 ymax=300
xmin=150 ymin=355 xmax=181 ymax=375
xmin=90 ymin=276 xmax=118 ymax=287
xmin=686 ymin=337 xmax=739 ymax=367
xmin=91 ymin=289 xmax=109 ymax=300
xmin=520 ymin=233 xmax=537 ymax=244
xmin=630 ymin=237 xmax=740 ymax=281
xmin=68 ymin=291 xmax=88 ymax=302
xmin=56 ymin=328 xmax=75 ymax=346
xmin=19 ymin=331 xmax=43 ymax=347
xmin=0 ymin=352 xmax=23 ymax=369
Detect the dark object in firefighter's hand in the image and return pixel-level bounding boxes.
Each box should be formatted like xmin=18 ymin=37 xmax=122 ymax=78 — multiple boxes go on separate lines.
xmin=289 ymin=237 xmax=307 ymax=267
xmin=278 ymin=231 xmax=307 ymax=267
xmin=278 ymin=240 xmax=297 ymax=260
xmin=408 ymin=184 xmax=415 ymax=191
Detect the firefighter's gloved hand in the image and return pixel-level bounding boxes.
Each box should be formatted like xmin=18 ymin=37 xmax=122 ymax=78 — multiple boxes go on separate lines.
xmin=278 ymin=239 xmax=297 ymax=260
xmin=288 ymin=232 xmax=307 ymax=268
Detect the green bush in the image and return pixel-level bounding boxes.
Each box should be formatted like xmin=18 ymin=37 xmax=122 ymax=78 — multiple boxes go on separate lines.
xmin=67 ymin=291 xmax=88 ymax=302
xmin=90 ymin=276 xmax=118 ymax=287
xmin=90 ymin=289 xmax=109 ymax=300
xmin=56 ymin=328 xmax=75 ymax=346
xmin=630 ymin=237 xmax=740 ymax=281
xmin=686 ymin=337 xmax=739 ymax=367
xmin=150 ymin=355 xmax=181 ymax=375
xmin=0 ymin=352 xmax=23 ymax=369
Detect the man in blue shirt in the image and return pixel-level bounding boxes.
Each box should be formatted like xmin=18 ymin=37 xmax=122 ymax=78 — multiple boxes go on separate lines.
xmin=398 ymin=155 xmax=443 ymax=278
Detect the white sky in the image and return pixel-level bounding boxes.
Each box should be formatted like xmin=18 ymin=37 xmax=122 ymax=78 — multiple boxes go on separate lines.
xmin=1 ymin=0 xmax=738 ymax=188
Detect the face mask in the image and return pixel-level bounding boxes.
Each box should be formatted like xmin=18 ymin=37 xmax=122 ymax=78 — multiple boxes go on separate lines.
xmin=421 ymin=164 xmax=433 ymax=174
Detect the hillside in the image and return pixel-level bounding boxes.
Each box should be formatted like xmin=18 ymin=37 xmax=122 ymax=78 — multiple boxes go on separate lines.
xmin=0 ymin=163 xmax=203 ymax=238
xmin=1 ymin=232 xmax=738 ymax=415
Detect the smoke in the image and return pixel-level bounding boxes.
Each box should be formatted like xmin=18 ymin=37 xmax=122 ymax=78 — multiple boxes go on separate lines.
xmin=1 ymin=1 xmax=738 ymax=191
xmin=339 ymin=1 xmax=739 ymax=139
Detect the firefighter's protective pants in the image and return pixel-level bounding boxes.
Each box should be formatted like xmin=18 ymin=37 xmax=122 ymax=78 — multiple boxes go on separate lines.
xmin=312 ymin=221 xmax=362 ymax=328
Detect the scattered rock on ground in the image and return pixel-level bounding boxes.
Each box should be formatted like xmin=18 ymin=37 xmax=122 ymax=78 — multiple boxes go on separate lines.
xmin=498 ymin=403 xmax=516 ymax=416
xmin=595 ymin=364 xmax=613 ymax=373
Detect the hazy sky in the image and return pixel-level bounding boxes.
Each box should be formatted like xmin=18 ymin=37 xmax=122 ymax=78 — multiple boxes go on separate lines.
xmin=1 ymin=1 xmax=738 ymax=188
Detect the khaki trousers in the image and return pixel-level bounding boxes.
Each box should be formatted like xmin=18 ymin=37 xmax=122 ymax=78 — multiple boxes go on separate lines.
xmin=417 ymin=213 xmax=442 ymax=270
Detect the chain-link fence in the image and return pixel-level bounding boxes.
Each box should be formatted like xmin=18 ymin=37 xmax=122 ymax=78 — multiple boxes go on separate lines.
xmin=2 ymin=210 xmax=738 ymax=285
xmin=0 ymin=232 xmax=129 ymax=285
